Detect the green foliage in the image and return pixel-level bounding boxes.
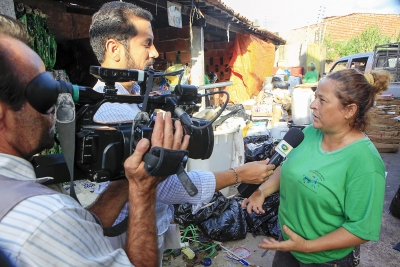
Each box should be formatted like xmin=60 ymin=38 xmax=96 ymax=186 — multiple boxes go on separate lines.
xmin=357 ymin=25 xmax=391 ymax=52
xmin=40 ymin=132 xmax=62 ymax=155
xmin=324 ymin=25 xmax=399 ymax=61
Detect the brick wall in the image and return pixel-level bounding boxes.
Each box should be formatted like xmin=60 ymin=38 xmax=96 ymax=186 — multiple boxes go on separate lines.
xmin=204 ymin=41 xmax=234 ymax=82
xmin=16 ymin=0 xmax=92 ymax=45
xmin=282 ymin=13 xmax=400 ymax=45
xmin=323 ymin=13 xmax=400 ymax=41
xmin=154 ymin=26 xmax=234 ymax=82
xmin=153 ymin=26 xmax=191 ymax=70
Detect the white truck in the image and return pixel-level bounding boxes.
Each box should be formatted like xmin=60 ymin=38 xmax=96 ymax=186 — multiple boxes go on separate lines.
xmin=329 ymin=42 xmax=400 ymax=97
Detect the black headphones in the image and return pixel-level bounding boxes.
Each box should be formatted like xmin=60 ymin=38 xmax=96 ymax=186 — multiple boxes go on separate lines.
xmin=25 ymin=72 xmax=76 ymax=114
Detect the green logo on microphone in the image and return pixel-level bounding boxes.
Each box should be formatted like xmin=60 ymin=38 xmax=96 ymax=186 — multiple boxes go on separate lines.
xmin=281 ymin=143 xmax=289 ymax=152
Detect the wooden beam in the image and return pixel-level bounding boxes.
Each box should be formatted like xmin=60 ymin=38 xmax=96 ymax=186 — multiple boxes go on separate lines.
xmin=65 ymin=6 xmax=97 ymax=16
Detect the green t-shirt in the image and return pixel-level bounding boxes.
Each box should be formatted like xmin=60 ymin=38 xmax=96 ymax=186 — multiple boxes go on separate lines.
xmin=279 ymin=125 xmax=385 ymax=264
xmin=303 ymin=70 xmax=318 ymax=83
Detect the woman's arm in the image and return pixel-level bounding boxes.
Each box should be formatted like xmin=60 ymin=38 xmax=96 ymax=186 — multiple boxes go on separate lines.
xmin=241 ymin=166 xmax=281 ymax=214
xmin=259 ymin=225 xmax=367 ymax=253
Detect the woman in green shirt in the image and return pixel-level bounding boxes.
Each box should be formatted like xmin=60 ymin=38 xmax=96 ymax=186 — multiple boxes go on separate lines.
xmin=301 ymin=62 xmax=319 ymax=83
xmin=242 ymin=68 xmax=391 ymax=266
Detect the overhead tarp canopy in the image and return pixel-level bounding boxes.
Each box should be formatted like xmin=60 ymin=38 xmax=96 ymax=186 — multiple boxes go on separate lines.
xmin=227 ymin=34 xmax=276 ymax=104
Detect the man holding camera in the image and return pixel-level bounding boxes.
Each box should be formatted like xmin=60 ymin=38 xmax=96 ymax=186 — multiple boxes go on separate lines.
xmin=88 ymin=1 xmax=276 ymax=261
xmin=0 ymin=14 xmax=187 ymax=267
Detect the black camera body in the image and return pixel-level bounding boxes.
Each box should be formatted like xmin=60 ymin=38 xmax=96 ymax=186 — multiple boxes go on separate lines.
xmin=32 ymin=66 xmax=216 ymax=184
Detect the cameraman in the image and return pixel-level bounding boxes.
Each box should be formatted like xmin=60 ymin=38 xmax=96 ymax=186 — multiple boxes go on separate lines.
xmin=0 ymin=15 xmax=186 ymax=267
xmin=89 ymin=1 xmax=276 ymax=261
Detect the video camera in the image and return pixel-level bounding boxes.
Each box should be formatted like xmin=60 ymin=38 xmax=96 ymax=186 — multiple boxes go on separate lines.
xmin=30 ymin=66 xmax=230 ymax=186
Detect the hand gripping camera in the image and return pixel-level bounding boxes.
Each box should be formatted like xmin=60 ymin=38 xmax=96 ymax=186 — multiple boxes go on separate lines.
xmin=29 ymin=66 xmax=230 ymax=197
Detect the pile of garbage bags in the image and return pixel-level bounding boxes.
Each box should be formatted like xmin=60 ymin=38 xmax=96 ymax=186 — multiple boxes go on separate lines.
xmin=174 ymin=191 xmax=281 ymax=242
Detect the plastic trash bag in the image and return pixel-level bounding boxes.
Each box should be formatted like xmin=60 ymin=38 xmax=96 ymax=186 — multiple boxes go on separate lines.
xmin=174 ymin=191 xmax=247 ymax=242
xmin=390 ymin=185 xmax=400 ymax=219
xmin=243 ymin=135 xmax=277 ymax=163
xmin=243 ymin=192 xmax=281 ymax=239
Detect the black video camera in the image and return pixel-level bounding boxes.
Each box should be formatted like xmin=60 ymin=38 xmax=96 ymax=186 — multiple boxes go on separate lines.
xmin=31 ymin=66 xmax=229 ymax=184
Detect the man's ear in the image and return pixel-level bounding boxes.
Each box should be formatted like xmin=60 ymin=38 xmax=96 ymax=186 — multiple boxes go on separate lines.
xmin=0 ymin=102 xmax=7 ymax=130
xmin=105 ymin=39 xmax=122 ymax=62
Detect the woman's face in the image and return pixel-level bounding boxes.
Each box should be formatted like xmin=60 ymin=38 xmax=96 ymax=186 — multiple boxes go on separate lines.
xmin=310 ymin=78 xmax=348 ymax=133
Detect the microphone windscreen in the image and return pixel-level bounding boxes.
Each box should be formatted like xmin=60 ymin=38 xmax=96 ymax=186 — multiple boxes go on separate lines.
xmin=283 ymin=127 xmax=305 ymax=148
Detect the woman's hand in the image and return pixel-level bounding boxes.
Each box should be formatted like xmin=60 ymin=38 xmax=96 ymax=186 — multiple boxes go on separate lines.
xmin=241 ymin=188 xmax=267 ymax=214
xmin=258 ymin=225 xmax=309 ymax=253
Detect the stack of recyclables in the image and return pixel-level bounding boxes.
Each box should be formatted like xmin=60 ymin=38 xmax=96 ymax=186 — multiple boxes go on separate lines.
xmin=269 ymin=121 xmax=289 ymax=141
xmin=246 ymin=121 xmax=270 ymax=137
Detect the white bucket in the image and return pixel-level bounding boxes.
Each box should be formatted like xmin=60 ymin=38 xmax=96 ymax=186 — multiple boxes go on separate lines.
xmin=292 ymin=88 xmax=314 ymax=125
xmin=187 ymin=127 xmax=242 ymax=196
xmin=269 ymin=122 xmax=289 ymax=140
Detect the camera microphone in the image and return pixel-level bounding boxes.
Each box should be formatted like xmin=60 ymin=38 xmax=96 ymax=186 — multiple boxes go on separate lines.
xmin=237 ymin=127 xmax=305 ymax=198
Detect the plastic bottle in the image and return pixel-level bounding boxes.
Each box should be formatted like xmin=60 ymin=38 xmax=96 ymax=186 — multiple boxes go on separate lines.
xmin=284 ymin=69 xmax=291 ymax=81
xmin=275 ymin=68 xmax=286 ymax=82
xmin=263 ymin=76 xmax=273 ymax=93
xmin=242 ymin=121 xmax=253 ymax=138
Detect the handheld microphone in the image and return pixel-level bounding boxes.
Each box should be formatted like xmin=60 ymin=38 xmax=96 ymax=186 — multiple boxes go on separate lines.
xmin=237 ymin=127 xmax=305 ymax=198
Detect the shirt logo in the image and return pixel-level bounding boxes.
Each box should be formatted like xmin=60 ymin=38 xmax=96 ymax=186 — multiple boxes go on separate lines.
xmin=299 ymin=170 xmax=324 ymax=193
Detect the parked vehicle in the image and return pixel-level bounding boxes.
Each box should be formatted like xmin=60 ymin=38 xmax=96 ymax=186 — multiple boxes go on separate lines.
xmin=329 ymin=42 xmax=400 ymax=97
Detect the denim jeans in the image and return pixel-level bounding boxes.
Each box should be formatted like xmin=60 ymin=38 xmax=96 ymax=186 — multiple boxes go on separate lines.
xmin=272 ymin=236 xmax=360 ymax=267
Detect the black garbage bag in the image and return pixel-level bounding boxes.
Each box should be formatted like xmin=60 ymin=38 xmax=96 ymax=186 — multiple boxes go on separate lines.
xmin=389 ymin=185 xmax=400 ymax=219
xmin=174 ymin=191 xmax=247 ymax=242
xmin=243 ymin=192 xmax=281 ymax=239
xmin=212 ymin=104 xmax=250 ymax=130
xmin=243 ymin=135 xmax=277 ymax=163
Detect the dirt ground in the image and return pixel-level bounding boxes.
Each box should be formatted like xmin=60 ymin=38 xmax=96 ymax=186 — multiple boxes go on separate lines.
xmin=166 ymin=150 xmax=400 ymax=267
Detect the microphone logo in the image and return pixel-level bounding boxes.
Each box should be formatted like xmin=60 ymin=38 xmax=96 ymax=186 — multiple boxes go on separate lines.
xmin=281 ymin=144 xmax=289 ymax=151
xmin=275 ymin=140 xmax=293 ymax=157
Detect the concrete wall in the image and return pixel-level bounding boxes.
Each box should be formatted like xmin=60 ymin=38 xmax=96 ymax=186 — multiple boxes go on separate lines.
xmin=0 ymin=0 xmax=16 ymax=18
xmin=274 ymin=43 xmax=326 ymax=77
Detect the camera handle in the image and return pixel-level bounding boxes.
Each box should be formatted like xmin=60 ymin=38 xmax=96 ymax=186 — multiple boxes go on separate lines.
xmin=131 ymin=111 xmax=199 ymax=196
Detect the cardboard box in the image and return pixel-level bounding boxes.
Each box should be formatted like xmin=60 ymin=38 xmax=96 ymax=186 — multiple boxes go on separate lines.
xmin=252 ymin=112 xmax=273 ymax=117
xmin=372 ymin=142 xmax=399 ymax=153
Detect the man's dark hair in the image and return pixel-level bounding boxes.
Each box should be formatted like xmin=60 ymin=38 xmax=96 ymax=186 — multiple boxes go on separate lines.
xmin=0 ymin=15 xmax=30 ymax=111
xmin=90 ymin=1 xmax=153 ymax=63
xmin=0 ymin=14 xmax=31 ymax=45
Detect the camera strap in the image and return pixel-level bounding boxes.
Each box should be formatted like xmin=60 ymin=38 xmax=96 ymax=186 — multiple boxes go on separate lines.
xmin=55 ymin=93 xmax=80 ymax=204
xmin=143 ymin=147 xmax=198 ymax=197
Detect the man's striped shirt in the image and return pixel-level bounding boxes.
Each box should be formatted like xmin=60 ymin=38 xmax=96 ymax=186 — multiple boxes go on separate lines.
xmin=0 ymin=153 xmax=134 ymax=267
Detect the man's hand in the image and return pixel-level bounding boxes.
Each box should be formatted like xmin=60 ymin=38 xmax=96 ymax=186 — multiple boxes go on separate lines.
xmin=124 ymin=112 xmax=190 ymax=190
xmin=125 ymin=112 xmax=189 ymax=266
xmin=236 ymin=160 xmax=275 ymax=184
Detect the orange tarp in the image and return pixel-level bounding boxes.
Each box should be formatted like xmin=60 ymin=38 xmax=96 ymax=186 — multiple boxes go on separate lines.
xmin=226 ymin=34 xmax=275 ymax=104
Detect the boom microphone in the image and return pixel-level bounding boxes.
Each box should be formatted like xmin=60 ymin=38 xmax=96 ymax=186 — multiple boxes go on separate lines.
xmin=237 ymin=127 xmax=305 ymax=198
